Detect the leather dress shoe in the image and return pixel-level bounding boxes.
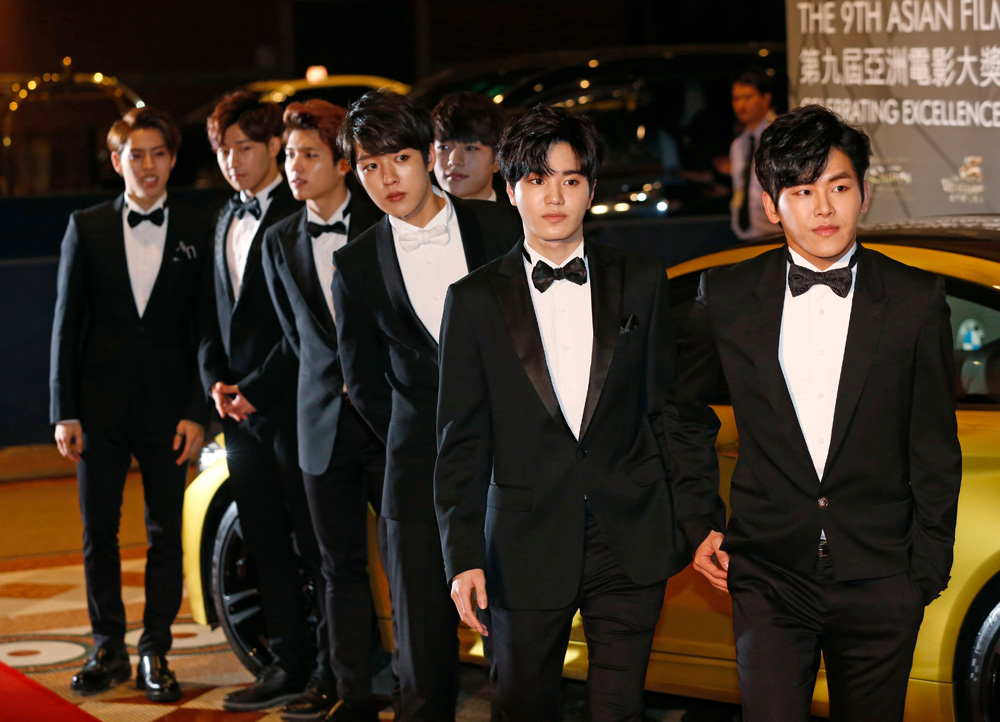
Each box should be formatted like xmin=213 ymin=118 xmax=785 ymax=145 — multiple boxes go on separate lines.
xmin=320 ymin=699 xmax=380 ymax=722
xmin=70 ymin=645 xmax=130 ymax=696
xmin=280 ymin=669 xmax=338 ymax=721
xmin=224 ymin=664 xmax=307 ymax=711
xmin=136 ymin=653 xmax=182 ymax=703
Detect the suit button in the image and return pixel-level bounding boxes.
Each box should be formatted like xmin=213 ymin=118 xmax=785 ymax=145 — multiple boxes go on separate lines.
xmin=576 ymin=448 xmax=587 ymax=461
xmin=817 ymin=497 xmax=829 ymax=508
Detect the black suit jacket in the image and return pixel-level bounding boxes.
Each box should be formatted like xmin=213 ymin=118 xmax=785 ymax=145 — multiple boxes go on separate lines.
xmin=261 ymin=193 xmax=384 ymax=475
xmin=331 ymin=196 xmax=521 ymax=523
xmin=434 ymin=241 xmax=690 ymax=610
xmin=198 ymin=183 xmax=302 ymax=444
xmin=49 ymin=195 xmax=209 ymax=430
xmin=665 ymin=244 xmax=962 ymax=603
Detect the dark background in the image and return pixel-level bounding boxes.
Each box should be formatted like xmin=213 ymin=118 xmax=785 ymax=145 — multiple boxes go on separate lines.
xmin=0 ymin=0 xmax=785 ymax=119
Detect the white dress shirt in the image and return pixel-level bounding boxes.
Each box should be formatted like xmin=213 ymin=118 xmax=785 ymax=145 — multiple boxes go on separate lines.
xmin=227 ymin=173 xmax=284 ymax=298
xmin=778 ymin=243 xmax=858 ymax=480
xmin=122 ymin=194 xmax=168 ymax=318
xmin=730 ymin=113 xmax=776 ymax=240
xmin=309 ymin=191 xmax=352 ymax=320
xmin=523 ymin=240 xmax=593 ymax=439
xmin=389 ymin=187 xmax=467 ymax=342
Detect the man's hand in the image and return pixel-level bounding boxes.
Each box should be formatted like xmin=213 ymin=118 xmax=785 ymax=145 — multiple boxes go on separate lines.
xmin=692 ymin=530 xmax=729 ymax=593
xmin=54 ymin=421 xmax=83 ymax=462
xmin=210 ymin=382 xmax=257 ymax=422
xmin=173 ymin=420 xmax=205 ymax=465
xmin=209 ymin=381 xmax=231 ymax=420
xmin=450 ymin=569 xmax=488 ymax=636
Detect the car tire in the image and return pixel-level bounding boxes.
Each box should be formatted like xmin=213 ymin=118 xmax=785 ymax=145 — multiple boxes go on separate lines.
xmin=957 ymin=595 xmax=1000 ymax=721
xmin=210 ymin=500 xmax=272 ymax=675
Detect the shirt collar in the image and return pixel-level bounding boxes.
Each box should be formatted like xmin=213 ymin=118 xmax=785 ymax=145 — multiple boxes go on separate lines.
xmin=307 ymin=189 xmax=352 ymax=227
xmin=240 ymin=173 xmax=284 ymax=204
xmin=388 ymin=185 xmax=452 ymax=237
xmin=123 ymin=193 xmax=167 ymax=214
xmin=787 ymin=242 xmax=857 ymax=273
xmin=522 ymin=239 xmax=585 ymax=268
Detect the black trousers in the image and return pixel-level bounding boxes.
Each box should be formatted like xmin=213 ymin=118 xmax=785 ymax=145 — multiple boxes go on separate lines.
xmin=729 ymin=551 xmax=925 ymax=722
xmin=302 ymin=403 xmax=387 ymax=702
xmin=78 ymin=417 xmax=187 ymax=656
xmin=489 ymin=510 xmax=666 ymax=722
xmin=384 ymin=516 xmax=460 ymax=722
xmin=223 ymin=414 xmax=325 ymax=677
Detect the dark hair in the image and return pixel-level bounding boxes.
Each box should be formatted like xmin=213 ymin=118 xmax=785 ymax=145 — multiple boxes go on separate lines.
xmin=206 ymin=91 xmax=284 ymax=151
xmin=755 ymin=105 xmax=872 ymax=203
xmin=497 ymin=104 xmax=604 ymax=189
xmin=732 ymin=67 xmax=774 ymax=97
xmin=284 ymin=99 xmax=347 ymax=159
xmin=338 ymin=89 xmax=433 ymax=169
xmin=432 ymin=92 xmax=505 ymax=149
xmin=107 ymin=106 xmax=181 ymax=156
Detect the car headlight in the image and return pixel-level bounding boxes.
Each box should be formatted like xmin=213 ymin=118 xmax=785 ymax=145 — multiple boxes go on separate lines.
xmin=197 ymin=440 xmax=227 ymax=473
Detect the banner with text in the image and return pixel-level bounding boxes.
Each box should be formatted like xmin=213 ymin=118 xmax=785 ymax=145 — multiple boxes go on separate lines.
xmin=787 ymin=0 xmax=1000 ymax=222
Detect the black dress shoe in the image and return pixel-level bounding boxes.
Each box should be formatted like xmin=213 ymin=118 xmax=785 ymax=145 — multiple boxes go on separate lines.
xmin=280 ymin=668 xmax=338 ymax=721
xmin=224 ymin=664 xmax=307 ymax=712
xmin=70 ymin=645 xmax=130 ymax=696
xmin=136 ymin=653 xmax=182 ymax=703
xmin=320 ymin=699 xmax=379 ymax=722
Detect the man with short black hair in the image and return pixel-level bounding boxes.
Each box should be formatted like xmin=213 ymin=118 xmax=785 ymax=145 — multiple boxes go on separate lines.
xmin=729 ymin=67 xmax=776 ymax=240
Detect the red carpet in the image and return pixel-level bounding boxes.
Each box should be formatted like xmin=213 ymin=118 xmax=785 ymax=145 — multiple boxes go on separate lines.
xmin=0 ymin=661 xmax=98 ymax=721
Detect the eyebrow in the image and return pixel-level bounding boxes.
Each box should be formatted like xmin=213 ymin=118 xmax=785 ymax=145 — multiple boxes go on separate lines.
xmin=823 ymin=170 xmax=854 ymax=183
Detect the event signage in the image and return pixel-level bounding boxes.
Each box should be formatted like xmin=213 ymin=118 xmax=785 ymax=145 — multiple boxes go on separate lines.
xmin=786 ymin=0 xmax=999 ymax=221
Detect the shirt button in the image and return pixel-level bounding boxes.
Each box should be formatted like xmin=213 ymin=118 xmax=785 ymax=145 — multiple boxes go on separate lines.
xmin=818 ymin=349 xmax=824 ymax=356
xmin=560 ymin=308 xmax=566 ymax=314
xmin=818 ymin=392 xmax=825 ymax=399
xmin=819 ymin=309 xmax=825 ymax=315
xmin=818 ymin=497 xmax=829 ymax=508
xmin=818 ymin=437 xmax=826 ymax=445
xmin=568 ymin=386 xmax=574 ymax=392
xmin=562 ymin=345 xmax=569 ymax=351
xmin=433 ymin=295 xmax=439 ymax=301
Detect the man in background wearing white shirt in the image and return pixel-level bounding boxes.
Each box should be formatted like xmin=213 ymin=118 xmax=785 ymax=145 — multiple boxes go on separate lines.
xmin=728 ymin=67 xmax=777 ymax=241
xmin=50 ymin=107 xmax=207 ymax=703
xmin=665 ymin=105 xmax=961 ymax=722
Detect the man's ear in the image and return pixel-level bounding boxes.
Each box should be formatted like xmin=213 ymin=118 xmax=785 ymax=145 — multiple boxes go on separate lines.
xmin=426 ymin=143 xmax=436 ymax=171
xmin=860 ymin=180 xmax=871 ymax=213
xmin=762 ymin=191 xmax=781 ymax=224
xmin=267 ymin=136 xmax=282 ymax=159
xmin=588 ymin=180 xmax=596 ymax=209
xmin=336 ymin=157 xmax=351 ymax=176
xmin=506 ymin=181 xmax=516 ymax=207
xmin=111 ymin=152 xmax=123 ymax=177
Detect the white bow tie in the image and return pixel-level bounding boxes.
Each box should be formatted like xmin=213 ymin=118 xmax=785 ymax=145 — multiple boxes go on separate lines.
xmin=397 ymin=224 xmax=449 ymax=253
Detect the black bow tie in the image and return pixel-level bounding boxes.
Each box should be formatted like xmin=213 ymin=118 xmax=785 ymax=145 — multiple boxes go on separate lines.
xmin=232 ymin=195 xmax=262 ymax=220
xmin=307 ymin=220 xmax=348 ymax=238
xmin=127 ymin=207 xmax=165 ymax=228
xmin=787 ymin=250 xmax=858 ymax=298
xmin=530 ymin=256 xmax=588 ymax=293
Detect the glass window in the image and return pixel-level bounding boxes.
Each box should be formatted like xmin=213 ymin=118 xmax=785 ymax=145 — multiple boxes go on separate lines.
xmin=947 ymin=278 xmax=1000 ymax=407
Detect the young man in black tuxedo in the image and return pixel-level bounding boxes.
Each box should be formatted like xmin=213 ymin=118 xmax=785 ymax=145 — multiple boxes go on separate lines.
xmin=665 ymin=105 xmax=962 ymax=722
xmin=432 ymin=91 xmax=507 ymax=203
xmin=434 ymin=105 xmax=689 ymax=722
xmin=261 ymin=99 xmax=385 ymax=722
xmin=331 ymin=89 xmax=521 ymax=722
xmin=50 ymin=107 xmax=207 ymax=703
xmin=200 ymin=91 xmax=324 ymax=713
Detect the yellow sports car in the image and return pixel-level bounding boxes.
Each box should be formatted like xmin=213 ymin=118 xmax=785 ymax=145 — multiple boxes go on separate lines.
xmin=182 ymin=215 xmax=1000 ymax=721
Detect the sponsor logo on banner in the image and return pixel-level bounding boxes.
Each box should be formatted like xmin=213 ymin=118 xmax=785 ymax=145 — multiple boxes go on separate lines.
xmin=869 ymin=164 xmax=913 ymax=186
xmin=941 ymin=156 xmax=985 ymax=204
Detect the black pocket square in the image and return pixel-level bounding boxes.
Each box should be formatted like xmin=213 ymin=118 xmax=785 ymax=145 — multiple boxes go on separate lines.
xmin=620 ymin=314 xmax=639 ymax=334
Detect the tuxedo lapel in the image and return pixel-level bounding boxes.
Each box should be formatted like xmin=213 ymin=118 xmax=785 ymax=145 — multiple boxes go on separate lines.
xmin=286 ymin=209 xmax=336 ymax=336
xmin=824 ymin=246 xmax=887 ymax=476
xmin=452 ymin=196 xmax=487 ymax=272
xmin=108 ymin=195 xmax=140 ymax=320
xmin=374 ymin=217 xmax=439 ymax=354
xmin=579 ymin=244 xmax=622 ymax=440
xmin=490 ymin=242 xmax=573 ymax=436
xmin=142 ymin=203 xmax=181 ymax=316
xmin=750 ymin=249 xmax=819 ymax=486
xmin=214 ymin=205 xmax=236 ymax=306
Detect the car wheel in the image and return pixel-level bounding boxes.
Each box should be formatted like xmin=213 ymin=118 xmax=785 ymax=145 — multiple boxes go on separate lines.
xmin=211 ymin=501 xmax=272 ymax=675
xmin=957 ymin=596 xmax=1000 ymax=721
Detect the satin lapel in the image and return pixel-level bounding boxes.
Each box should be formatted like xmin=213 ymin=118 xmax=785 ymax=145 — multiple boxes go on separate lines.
xmin=286 ymin=210 xmax=336 ymax=337
xmin=109 ymin=195 xmax=140 ymax=320
xmin=453 ymin=196 xmax=487 ymax=272
xmin=142 ymin=203 xmax=181 ymax=315
xmin=490 ymin=243 xmax=573 ymax=436
xmin=750 ymin=249 xmax=819 ymax=486
xmin=214 ymin=206 xmax=236 ymax=307
xmin=579 ymin=244 xmax=622 ymax=440
xmin=374 ymin=217 xmax=439 ymax=354
xmin=824 ymin=246 xmax=886 ymax=476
